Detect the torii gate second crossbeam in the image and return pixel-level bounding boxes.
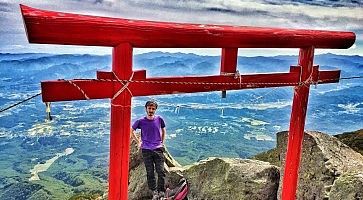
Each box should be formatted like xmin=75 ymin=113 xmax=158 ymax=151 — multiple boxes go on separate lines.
xmin=20 ymin=5 xmax=355 ymax=200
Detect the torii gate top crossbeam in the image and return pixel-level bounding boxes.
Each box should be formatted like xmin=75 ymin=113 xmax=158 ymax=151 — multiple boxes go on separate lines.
xmin=20 ymin=5 xmax=355 ymax=49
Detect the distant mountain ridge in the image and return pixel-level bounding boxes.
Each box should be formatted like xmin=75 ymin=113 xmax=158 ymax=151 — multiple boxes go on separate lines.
xmin=1 ymin=52 xmax=362 ymax=78
xmin=0 ymin=52 xmax=362 ymax=199
xmin=0 ymin=52 xmax=362 ymax=162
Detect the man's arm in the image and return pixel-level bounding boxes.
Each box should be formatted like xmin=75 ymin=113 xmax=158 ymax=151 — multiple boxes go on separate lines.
xmin=130 ymin=128 xmax=141 ymax=148
xmin=161 ymin=127 xmax=166 ymax=144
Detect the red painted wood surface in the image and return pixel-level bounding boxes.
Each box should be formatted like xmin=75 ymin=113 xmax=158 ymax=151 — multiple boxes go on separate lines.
xmin=220 ymin=48 xmax=238 ymax=97
xmin=40 ymin=70 xmax=340 ymax=102
xmin=97 ymin=70 xmax=147 ymax=80
xmin=221 ymin=48 xmax=238 ymax=74
xmin=282 ymin=47 xmax=315 ymax=200
xmin=20 ymin=5 xmax=355 ymax=49
xmin=318 ymin=70 xmax=341 ymax=84
xmin=108 ymin=43 xmax=133 ymax=200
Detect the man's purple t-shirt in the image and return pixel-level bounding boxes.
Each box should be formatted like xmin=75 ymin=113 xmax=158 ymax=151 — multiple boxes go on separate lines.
xmin=132 ymin=116 xmax=165 ymax=150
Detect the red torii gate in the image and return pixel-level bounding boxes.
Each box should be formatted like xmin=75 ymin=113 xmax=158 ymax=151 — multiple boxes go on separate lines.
xmin=20 ymin=5 xmax=355 ymax=200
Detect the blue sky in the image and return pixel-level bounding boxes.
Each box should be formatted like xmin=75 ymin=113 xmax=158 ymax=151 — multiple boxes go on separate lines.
xmin=0 ymin=0 xmax=362 ymax=56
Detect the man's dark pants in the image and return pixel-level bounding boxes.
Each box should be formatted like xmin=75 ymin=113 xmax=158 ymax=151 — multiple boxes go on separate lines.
xmin=142 ymin=148 xmax=165 ymax=192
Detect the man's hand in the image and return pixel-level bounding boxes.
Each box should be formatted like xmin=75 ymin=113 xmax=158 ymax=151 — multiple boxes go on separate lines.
xmin=131 ymin=128 xmax=142 ymax=149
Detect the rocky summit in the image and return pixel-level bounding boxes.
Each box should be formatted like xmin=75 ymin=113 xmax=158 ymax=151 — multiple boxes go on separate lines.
xmin=276 ymin=131 xmax=363 ymax=200
xmin=129 ymin=130 xmax=363 ymax=200
xmin=183 ymin=158 xmax=279 ymax=200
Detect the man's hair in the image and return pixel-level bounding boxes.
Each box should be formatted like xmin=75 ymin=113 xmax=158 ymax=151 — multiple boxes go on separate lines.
xmin=145 ymin=100 xmax=158 ymax=109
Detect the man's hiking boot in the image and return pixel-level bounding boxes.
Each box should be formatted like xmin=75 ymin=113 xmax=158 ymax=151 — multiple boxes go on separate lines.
xmin=152 ymin=190 xmax=159 ymax=200
xmin=158 ymin=191 xmax=165 ymax=198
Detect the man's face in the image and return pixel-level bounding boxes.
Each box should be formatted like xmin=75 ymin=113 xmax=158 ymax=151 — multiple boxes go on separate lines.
xmin=146 ymin=105 xmax=157 ymax=117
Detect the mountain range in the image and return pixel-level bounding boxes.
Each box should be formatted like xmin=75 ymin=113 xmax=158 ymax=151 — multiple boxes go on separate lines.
xmin=0 ymin=52 xmax=362 ymax=198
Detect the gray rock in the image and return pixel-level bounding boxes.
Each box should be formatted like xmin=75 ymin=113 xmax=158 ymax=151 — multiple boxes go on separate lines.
xmin=129 ymin=139 xmax=143 ymax=172
xmin=277 ymin=131 xmax=363 ymax=200
xmin=128 ymin=163 xmax=150 ymax=200
xmin=183 ymin=157 xmax=279 ymax=200
xmin=128 ymin=138 xmax=280 ymax=200
xmin=329 ymin=172 xmax=363 ymax=200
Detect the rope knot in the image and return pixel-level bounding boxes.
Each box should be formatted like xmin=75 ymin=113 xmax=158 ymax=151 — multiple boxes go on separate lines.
xmin=112 ymin=71 xmax=135 ymax=100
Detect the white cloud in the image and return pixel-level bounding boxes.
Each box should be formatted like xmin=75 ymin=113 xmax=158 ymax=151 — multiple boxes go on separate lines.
xmin=0 ymin=0 xmax=362 ymax=55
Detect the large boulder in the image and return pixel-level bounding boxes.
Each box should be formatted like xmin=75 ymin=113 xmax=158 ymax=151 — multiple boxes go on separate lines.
xmin=183 ymin=157 xmax=280 ymax=200
xmin=277 ymin=131 xmax=363 ymax=200
xmin=128 ymin=140 xmax=183 ymax=200
xmin=128 ymin=138 xmax=280 ymax=200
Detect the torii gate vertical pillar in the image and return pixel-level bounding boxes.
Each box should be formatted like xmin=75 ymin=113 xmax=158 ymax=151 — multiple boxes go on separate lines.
xmin=109 ymin=43 xmax=133 ymax=200
xmin=282 ymin=46 xmax=314 ymax=200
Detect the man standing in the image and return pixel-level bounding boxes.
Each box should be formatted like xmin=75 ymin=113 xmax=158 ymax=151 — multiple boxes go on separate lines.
xmin=131 ymin=100 xmax=166 ymax=200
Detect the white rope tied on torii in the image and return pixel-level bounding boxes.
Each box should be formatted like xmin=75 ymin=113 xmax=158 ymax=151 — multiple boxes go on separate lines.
xmin=1 ymin=76 xmax=360 ymax=114
xmin=67 ymin=80 xmax=90 ymax=100
xmin=220 ymin=70 xmax=242 ymax=88
xmin=65 ymin=72 xmax=135 ymax=102
xmin=64 ymin=74 xmax=346 ymax=103
xmin=112 ymin=71 xmax=135 ymax=99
